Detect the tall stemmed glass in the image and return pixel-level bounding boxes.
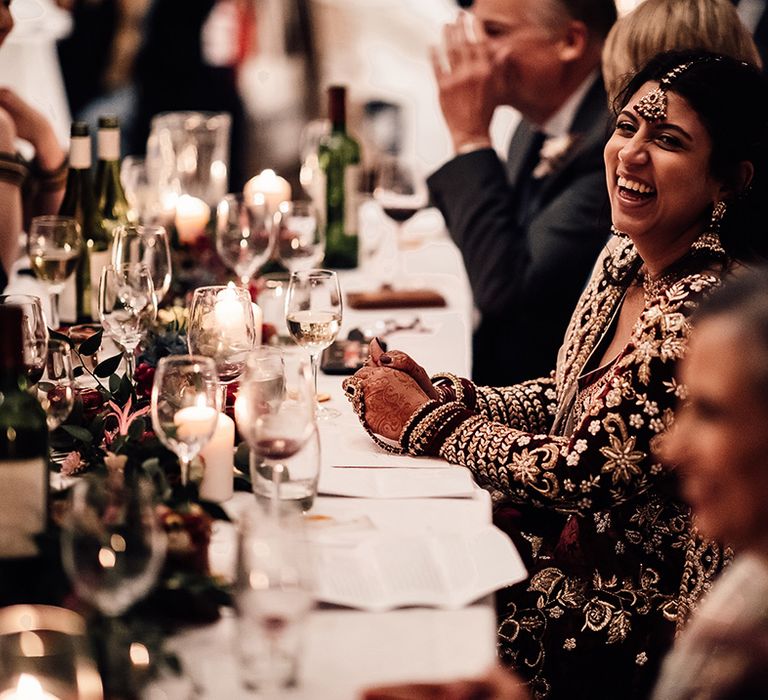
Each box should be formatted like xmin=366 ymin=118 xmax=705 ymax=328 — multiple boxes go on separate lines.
xmin=216 ymin=193 xmax=274 ymax=285
xmin=0 ymin=294 xmax=48 ymax=385
xmin=27 ymin=215 xmax=82 ymax=330
xmin=111 ymin=224 xmax=173 ymax=305
xmin=60 ymin=472 xmax=167 ymax=697
xmin=187 ymin=284 xmax=256 ymax=411
xmin=235 ymin=348 xmax=318 ymax=510
xmin=36 ymin=339 xmax=75 ymax=431
xmin=275 ymin=201 xmax=325 ymax=274
xmin=285 ymin=269 xmax=342 ymax=419
xmin=373 ymin=157 xmax=428 ymax=283
xmin=98 ymin=263 xmax=157 ymax=382
xmin=151 ymin=355 xmax=219 ymax=486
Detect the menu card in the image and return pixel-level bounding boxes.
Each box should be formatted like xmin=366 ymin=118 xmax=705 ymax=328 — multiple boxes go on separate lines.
xmin=310 ymin=525 xmax=527 ymax=611
xmin=318 ymin=466 xmax=476 ymax=499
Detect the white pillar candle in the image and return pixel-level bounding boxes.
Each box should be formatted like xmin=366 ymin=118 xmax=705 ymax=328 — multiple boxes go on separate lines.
xmin=214 ymin=284 xmax=247 ymax=341
xmin=244 ymin=169 xmax=291 ymax=211
xmin=174 ymin=406 xmax=218 ymax=442
xmin=174 ymin=194 xmax=211 ymax=244
xmin=0 ymin=674 xmax=60 ymax=699
xmin=251 ymin=302 xmax=263 ymax=346
xmin=199 ymin=413 xmax=235 ymax=502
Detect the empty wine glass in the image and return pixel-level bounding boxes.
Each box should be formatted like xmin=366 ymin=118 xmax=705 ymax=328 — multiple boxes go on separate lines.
xmin=60 ymin=472 xmax=167 ymax=697
xmin=0 ymin=294 xmax=47 ymax=385
xmin=215 ymin=193 xmax=274 ymax=285
xmin=98 ymin=263 xmax=157 ymax=382
xmin=111 ymin=224 xmax=173 ymax=305
xmin=27 ymin=215 xmax=82 ymax=330
xmin=285 ymin=269 xmax=342 ymax=419
xmin=187 ymin=284 xmax=256 ymax=411
xmin=235 ymin=349 xmax=318 ymax=510
xmin=234 ymin=505 xmax=314 ymax=692
xmin=37 ymin=339 xmax=75 ymax=431
xmin=275 ymin=201 xmax=325 ymax=274
xmin=151 ymin=355 xmax=219 ymax=486
xmin=373 ymin=157 xmax=428 ymax=282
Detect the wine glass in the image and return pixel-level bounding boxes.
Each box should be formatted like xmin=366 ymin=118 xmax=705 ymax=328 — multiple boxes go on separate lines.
xmin=98 ymin=263 xmax=158 ymax=382
xmin=275 ymin=200 xmax=325 ymax=274
xmin=0 ymin=294 xmax=48 ymax=385
xmin=235 ymin=348 xmax=318 ymax=510
xmin=187 ymin=284 xmax=256 ymax=411
xmin=36 ymin=339 xmax=75 ymax=431
xmin=373 ymin=157 xmax=428 ymax=283
xmin=234 ymin=505 xmax=314 ymax=692
xmin=111 ymin=224 xmax=173 ymax=305
xmin=215 ymin=193 xmax=274 ymax=285
xmin=60 ymin=472 xmax=167 ymax=697
xmin=285 ymin=269 xmax=342 ymax=419
xmin=26 ymin=215 xmax=82 ymax=330
xmin=150 ymin=355 xmax=219 ymax=486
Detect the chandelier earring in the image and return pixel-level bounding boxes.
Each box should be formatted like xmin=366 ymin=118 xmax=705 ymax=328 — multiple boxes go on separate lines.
xmin=691 ymin=201 xmax=727 ymax=257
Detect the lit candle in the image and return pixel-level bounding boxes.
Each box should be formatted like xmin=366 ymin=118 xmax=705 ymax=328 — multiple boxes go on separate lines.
xmin=174 ymin=405 xmax=218 ymax=442
xmin=199 ymin=413 xmax=235 ymax=502
xmin=174 ymin=194 xmax=210 ymax=244
xmin=244 ymin=169 xmax=291 ymax=211
xmin=0 ymin=674 xmax=60 ymax=699
xmin=214 ymin=283 xmax=248 ymax=341
xmin=251 ymin=302 xmax=263 ymax=346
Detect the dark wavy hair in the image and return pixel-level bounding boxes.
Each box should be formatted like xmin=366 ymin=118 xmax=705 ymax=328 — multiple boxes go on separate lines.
xmin=614 ymin=49 xmax=768 ymax=263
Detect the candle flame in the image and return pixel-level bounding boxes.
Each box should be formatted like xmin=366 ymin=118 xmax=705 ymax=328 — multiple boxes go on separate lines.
xmin=15 ymin=674 xmax=44 ymax=698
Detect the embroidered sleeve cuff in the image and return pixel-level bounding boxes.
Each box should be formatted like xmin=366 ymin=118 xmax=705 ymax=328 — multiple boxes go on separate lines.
xmin=400 ymin=400 xmax=476 ymax=456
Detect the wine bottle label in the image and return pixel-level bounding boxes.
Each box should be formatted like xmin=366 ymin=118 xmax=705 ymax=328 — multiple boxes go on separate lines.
xmin=89 ymin=248 xmax=111 ymax=321
xmin=70 ymin=135 xmax=92 ymax=170
xmin=0 ymin=457 xmax=46 ymax=558
xmin=343 ymin=165 xmax=360 ymax=237
xmin=97 ymin=129 xmax=120 ymax=161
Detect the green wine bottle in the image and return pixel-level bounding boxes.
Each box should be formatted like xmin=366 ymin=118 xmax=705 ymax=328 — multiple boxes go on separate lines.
xmin=319 ymin=85 xmax=361 ymax=269
xmin=95 ymin=114 xmax=131 ymax=236
xmin=0 ymin=305 xmax=48 ymax=562
xmin=60 ymin=122 xmax=109 ymax=322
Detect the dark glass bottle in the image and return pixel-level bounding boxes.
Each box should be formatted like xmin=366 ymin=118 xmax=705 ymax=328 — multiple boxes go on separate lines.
xmin=0 ymin=305 xmax=49 ymax=586
xmin=60 ymin=122 xmax=109 ymax=322
xmin=95 ymin=114 xmax=131 ymax=236
xmin=319 ymin=85 xmax=361 ymax=269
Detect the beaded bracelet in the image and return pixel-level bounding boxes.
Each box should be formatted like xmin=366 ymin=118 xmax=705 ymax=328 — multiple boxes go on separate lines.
xmin=0 ymin=150 xmax=29 ymax=187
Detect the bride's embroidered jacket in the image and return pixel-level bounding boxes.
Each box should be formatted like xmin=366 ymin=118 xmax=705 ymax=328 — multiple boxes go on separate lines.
xmin=400 ymin=238 xmax=727 ymax=699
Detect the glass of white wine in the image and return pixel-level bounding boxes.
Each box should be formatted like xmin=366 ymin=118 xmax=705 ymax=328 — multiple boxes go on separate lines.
xmin=27 ymin=215 xmax=82 ymax=330
xmin=285 ymin=269 xmax=342 ymax=419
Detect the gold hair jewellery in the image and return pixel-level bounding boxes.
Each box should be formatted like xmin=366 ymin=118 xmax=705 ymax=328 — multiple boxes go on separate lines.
xmin=634 ymin=61 xmax=695 ymax=123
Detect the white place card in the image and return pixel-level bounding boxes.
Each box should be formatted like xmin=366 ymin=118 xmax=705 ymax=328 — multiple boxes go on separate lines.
xmin=318 ymin=466 xmax=476 ymax=499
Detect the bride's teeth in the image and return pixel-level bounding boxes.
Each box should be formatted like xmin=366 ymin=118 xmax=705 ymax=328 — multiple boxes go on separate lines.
xmin=617 ymin=176 xmax=655 ymax=194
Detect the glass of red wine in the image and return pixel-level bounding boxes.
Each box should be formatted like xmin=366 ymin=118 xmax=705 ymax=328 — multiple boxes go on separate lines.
xmin=235 ymin=347 xmax=319 ymax=512
xmin=0 ymin=294 xmax=48 ymax=385
xmin=373 ymin=156 xmax=428 ymax=283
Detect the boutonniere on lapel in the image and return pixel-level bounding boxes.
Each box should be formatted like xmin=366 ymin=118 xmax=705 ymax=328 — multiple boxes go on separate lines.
xmin=532 ymin=133 xmax=581 ymax=179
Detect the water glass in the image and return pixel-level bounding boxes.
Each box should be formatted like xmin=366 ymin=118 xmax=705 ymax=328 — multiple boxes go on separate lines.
xmin=276 ymin=200 xmax=325 ymax=273
xmin=187 ymin=284 xmax=256 ymax=410
xmin=111 ymin=224 xmax=173 ymax=304
xmin=215 ymin=193 xmax=274 ymax=285
xmin=234 ymin=506 xmax=314 ymax=692
xmin=150 ymin=355 xmax=219 ymax=486
xmin=98 ymin=263 xmax=157 ymax=381
xmin=36 ymin=339 xmax=75 ymax=431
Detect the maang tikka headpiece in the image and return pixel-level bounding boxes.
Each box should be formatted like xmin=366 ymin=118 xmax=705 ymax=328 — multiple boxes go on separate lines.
xmin=633 ymin=61 xmax=695 ymax=122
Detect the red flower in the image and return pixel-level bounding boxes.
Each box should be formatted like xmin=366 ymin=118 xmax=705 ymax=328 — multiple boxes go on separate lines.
xmin=77 ymin=387 xmax=104 ymax=421
xmin=134 ymin=362 xmax=156 ymax=399
xmin=261 ymin=322 xmax=277 ymax=345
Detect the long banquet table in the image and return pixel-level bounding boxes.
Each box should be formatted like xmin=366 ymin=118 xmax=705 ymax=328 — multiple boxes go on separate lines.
xmin=6 ymin=215 xmax=508 ymax=699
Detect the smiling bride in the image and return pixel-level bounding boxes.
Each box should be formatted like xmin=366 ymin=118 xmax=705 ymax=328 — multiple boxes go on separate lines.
xmin=343 ymin=51 xmax=768 ymax=699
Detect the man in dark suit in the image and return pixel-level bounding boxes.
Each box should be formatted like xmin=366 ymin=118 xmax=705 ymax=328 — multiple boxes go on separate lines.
xmin=428 ymin=0 xmax=616 ymax=386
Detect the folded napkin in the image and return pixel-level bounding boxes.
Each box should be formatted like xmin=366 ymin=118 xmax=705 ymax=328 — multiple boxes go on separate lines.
xmin=347 ymin=287 xmax=446 ymax=310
